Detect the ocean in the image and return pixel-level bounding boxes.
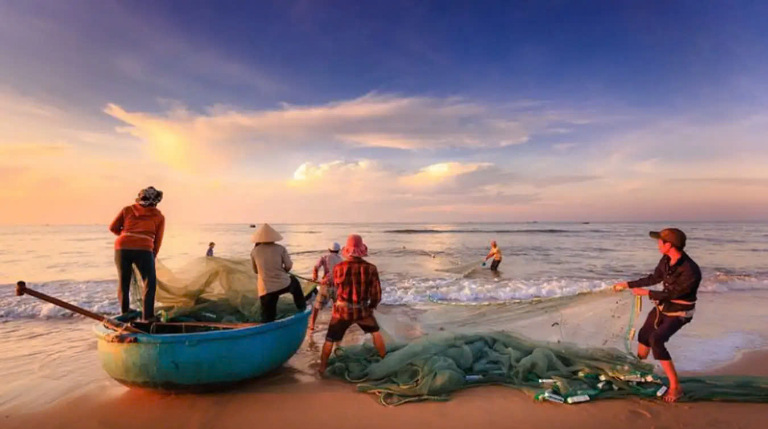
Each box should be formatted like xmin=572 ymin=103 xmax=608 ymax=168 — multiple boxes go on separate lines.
xmin=2 ymin=222 xmax=768 ymax=409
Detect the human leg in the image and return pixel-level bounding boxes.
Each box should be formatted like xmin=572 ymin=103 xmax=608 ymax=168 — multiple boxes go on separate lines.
xmin=288 ymin=276 xmax=307 ymax=311
xmin=319 ymin=317 xmax=352 ymax=374
xmin=648 ymin=315 xmax=690 ymax=402
xmin=357 ymin=315 xmax=385 ymax=358
xmin=259 ymin=289 xmax=282 ymax=323
xmin=637 ymin=307 xmax=660 ymax=360
xmin=114 ymin=250 xmax=134 ymax=314
xmin=132 ymin=250 xmax=157 ymax=320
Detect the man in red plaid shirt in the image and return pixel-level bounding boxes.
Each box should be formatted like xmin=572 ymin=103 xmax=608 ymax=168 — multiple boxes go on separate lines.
xmin=318 ymin=234 xmax=386 ymax=374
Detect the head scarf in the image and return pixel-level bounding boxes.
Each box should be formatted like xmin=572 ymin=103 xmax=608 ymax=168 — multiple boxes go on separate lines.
xmin=137 ymin=186 xmax=163 ymax=207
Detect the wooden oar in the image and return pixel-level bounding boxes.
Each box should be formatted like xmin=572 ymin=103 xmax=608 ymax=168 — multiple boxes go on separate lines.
xmin=15 ymin=281 xmax=145 ymax=334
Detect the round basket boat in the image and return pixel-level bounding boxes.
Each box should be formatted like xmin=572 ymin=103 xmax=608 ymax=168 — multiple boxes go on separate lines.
xmin=93 ymin=308 xmax=311 ymax=390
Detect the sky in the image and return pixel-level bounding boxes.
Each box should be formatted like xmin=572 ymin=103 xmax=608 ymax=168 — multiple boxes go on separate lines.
xmin=1 ymin=0 xmax=767 ymax=224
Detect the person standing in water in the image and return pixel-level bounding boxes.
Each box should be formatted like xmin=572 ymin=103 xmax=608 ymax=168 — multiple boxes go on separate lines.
xmin=109 ymin=186 xmax=165 ymax=321
xmin=206 ymin=242 xmax=215 ymax=257
xmin=484 ymin=240 xmax=503 ymax=271
xmin=250 ymin=223 xmax=306 ymax=323
xmin=318 ymin=234 xmax=385 ymax=375
xmin=613 ymin=228 xmax=701 ymax=403
xmin=309 ymin=242 xmax=343 ymax=331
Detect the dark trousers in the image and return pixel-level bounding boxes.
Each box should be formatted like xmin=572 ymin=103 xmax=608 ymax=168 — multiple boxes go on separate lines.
xmin=638 ymin=307 xmax=691 ymax=361
xmin=490 ymin=259 xmax=502 ymax=271
xmin=260 ymin=276 xmax=307 ymax=323
xmin=115 ymin=249 xmax=157 ymax=320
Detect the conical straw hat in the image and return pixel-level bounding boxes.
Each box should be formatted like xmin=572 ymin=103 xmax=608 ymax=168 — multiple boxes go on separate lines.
xmin=251 ymin=223 xmax=283 ymax=243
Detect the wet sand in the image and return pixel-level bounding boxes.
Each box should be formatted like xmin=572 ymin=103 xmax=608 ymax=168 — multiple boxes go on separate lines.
xmin=3 ymin=297 xmax=767 ymax=429
xmin=4 ymin=349 xmax=767 ymax=429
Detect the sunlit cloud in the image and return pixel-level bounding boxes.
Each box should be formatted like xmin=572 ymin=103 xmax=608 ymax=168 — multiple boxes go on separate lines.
xmin=2 ymin=86 xmax=768 ymax=223
xmin=103 ymin=93 xmax=598 ymax=171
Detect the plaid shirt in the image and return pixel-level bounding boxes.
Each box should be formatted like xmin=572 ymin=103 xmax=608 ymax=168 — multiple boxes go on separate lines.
xmin=332 ymin=257 xmax=382 ymax=320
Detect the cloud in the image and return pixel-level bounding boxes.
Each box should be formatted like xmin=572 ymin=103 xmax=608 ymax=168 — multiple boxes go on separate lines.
xmin=529 ymin=175 xmax=602 ymax=188
xmin=398 ymin=162 xmax=496 ymax=188
xmin=103 ymin=93 xmax=599 ymax=170
xmin=0 ymin=142 xmax=72 ymax=158
xmin=553 ymin=142 xmax=577 ymax=151
xmin=289 ymin=159 xmax=545 ymax=208
xmin=677 ymin=177 xmax=768 ymax=187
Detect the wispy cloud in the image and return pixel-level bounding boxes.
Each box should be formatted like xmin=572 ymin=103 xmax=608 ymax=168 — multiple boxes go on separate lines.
xmin=677 ymin=177 xmax=768 ymax=187
xmin=552 ymin=142 xmax=577 ymax=152
xmin=103 ymin=92 xmax=600 ymax=170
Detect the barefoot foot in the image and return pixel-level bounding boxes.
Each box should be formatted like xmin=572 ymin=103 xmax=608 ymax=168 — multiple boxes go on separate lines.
xmin=663 ymin=386 xmax=683 ymax=403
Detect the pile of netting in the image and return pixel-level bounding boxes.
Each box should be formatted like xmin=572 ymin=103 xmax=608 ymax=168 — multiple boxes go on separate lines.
xmin=326 ymin=330 xmax=768 ymax=406
xmin=130 ymin=257 xmax=314 ymax=323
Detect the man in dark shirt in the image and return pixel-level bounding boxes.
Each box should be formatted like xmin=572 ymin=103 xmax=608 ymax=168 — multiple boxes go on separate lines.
xmin=614 ymin=228 xmax=701 ymax=403
xmin=318 ymin=234 xmax=385 ymax=375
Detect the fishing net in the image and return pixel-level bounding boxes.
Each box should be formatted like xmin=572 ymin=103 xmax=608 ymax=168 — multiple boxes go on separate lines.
xmin=326 ymin=328 xmax=768 ymax=406
xmin=435 ymin=259 xmax=486 ymax=277
xmin=130 ymin=256 xmax=768 ymax=405
xmin=130 ymin=257 xmax=314 ymax=323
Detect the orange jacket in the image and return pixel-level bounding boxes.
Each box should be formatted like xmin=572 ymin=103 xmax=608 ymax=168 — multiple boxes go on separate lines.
xmin=109 ymin=204 xmax=165 ymax=255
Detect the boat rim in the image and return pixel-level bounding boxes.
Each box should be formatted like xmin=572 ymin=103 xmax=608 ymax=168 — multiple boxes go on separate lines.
xmin=93 ymin=307 xmax=311 ymax=344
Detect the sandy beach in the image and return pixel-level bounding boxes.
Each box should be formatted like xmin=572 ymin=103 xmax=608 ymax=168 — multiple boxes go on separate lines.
xmin=4 ymin=347 xmax=766 ymax=429
xmin=2 ymin=304 xmax=766 ymax=429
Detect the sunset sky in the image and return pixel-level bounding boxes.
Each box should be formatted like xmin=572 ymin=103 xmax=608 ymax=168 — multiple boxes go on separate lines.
xmin=2 ymin=0 xmax=767 ymax=224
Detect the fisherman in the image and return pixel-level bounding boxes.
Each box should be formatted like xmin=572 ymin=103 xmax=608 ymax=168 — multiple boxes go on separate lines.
xmin=250 ymin=223 xmax=306 ymax=323
xmin=109 ymin=186 xmax=165 ymax=321
xmin=206 ymin=242 xmax=215 ymax=257
xmin=318 ymin=234 xmax=385 ymax=374
xmin=484 ymin=240 xmax=503 ymax=271
xmin=309 ymin=242 xmax=343 ymax=331
xmin=613 ymin=228 xmax=701 ymax=403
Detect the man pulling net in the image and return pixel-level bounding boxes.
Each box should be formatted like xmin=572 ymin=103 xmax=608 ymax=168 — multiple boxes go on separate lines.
xmin=613 ymin=227 xmax=700 ymax=403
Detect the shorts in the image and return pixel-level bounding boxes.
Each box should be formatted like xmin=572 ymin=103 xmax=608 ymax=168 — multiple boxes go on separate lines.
xmin=325 ymin=315 xmax=380 ymax=343
xmin=490 ymin=259 xmax=502 ymax=271
xmin=313 ymin=284 xmax=336 ymax=310
xmin=637 ymin=307 xmax=691 ymax=361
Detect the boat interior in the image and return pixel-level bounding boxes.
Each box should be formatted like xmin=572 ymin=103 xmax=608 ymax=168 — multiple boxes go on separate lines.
xmin=129 ymin=320 xmax=260 ymax=334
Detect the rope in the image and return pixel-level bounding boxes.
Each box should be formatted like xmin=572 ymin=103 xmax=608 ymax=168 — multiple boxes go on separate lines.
xmin=290 ymin=272 xmax=323 ymax=285
xmin=624 ymin=295 xmax=642 ymax=354
xmin=427 ymin=294 xmax=524 ymax=306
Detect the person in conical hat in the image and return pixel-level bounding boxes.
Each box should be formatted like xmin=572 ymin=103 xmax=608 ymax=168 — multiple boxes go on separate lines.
xmin=309 ymin=242 xmax=343 ymax=331
xmin=319 ymin=234 xmax=385 ymax=374
xmin=250 ymin=223 xmax=306 ymax=322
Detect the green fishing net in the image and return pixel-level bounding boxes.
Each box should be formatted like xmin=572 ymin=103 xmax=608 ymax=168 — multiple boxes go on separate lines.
xmin=130 ymin=257 xmax=314 ymax=323
xmin=326 ymin=328 xmax=768 ymax=406
xmin=130 ymin=257 xmax=768 ymax=405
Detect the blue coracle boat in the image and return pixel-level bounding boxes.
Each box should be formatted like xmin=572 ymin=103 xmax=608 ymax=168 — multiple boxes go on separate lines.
xmin=93 ymin=308 xmax=311 ymax=390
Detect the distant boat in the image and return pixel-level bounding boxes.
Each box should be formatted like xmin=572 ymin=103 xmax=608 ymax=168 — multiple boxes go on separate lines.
xmin=249 ymin=224 xmax=256 ymax=228
xmin=582 ymin=222 xmax=590 ymax=224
